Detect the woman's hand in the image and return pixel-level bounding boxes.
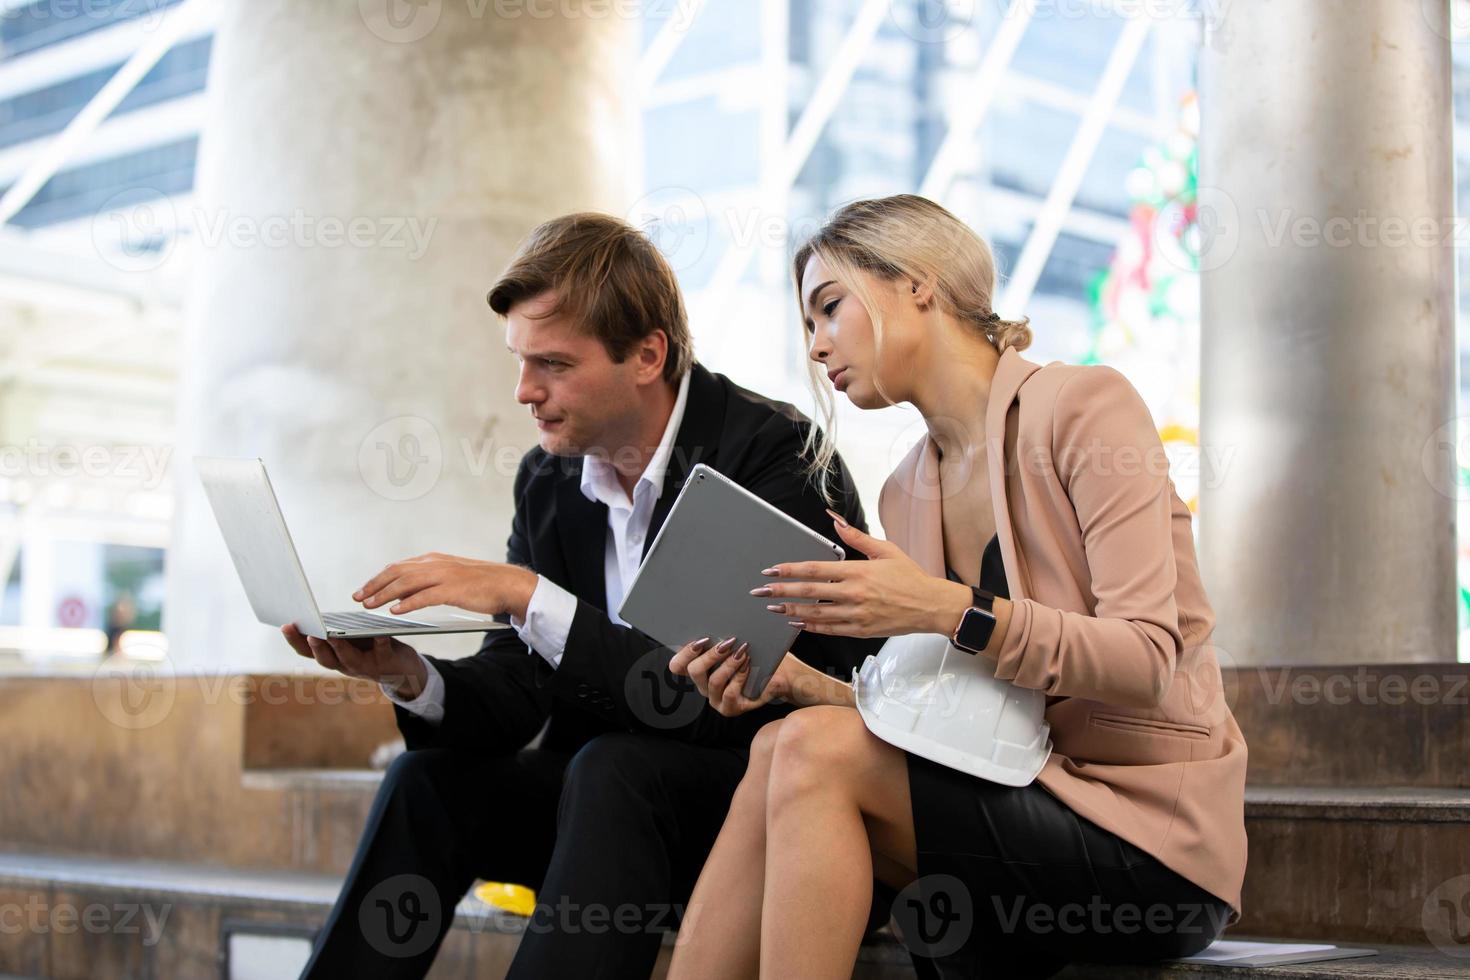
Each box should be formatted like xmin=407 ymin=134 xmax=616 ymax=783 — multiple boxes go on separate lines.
xmin=669 ymin=640 xmax=855 ymax=715
xmin=753 ymin=509 xmax=973 ymax=639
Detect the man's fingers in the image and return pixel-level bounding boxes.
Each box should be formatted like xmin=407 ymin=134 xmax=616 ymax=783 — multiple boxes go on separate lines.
xmin=390 ymin=586 xmax=447 ymax=615
xmin=306 ymin=636 xmax=343 ymax=672
xmin=361 ymin=573 xmax=424 ymax=608
xmin=281 ymin=624 xmax=312 ymax=658
xmin=354 ymin=565 xmax=402 ymax=602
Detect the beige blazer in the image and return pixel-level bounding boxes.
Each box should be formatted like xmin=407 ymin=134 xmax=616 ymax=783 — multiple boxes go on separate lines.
xmin=879 ymin=344 xmax=1248 ymax=920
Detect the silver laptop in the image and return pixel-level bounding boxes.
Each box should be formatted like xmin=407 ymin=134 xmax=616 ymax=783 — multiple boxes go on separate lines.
xmin=196 ymin=456 xmax=509 ymax=639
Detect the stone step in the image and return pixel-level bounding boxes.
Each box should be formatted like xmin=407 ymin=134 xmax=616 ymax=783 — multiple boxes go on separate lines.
xmin=0 ymin=851 xmax=916 ymax=979
xmin=1236 ymin=785 xmax=1470 ymax=946
xmin=1225 ymin=663 xmax=1470 ymax=788
xmin=240 ymin=770 xmax=1470 ymax=947
xmin=0 ymin=851 xmax=1461 ymax=979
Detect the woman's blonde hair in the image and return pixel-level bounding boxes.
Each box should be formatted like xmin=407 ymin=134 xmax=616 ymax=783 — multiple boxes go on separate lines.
xmin=792 ymin=194 xmax=1032 ymax=502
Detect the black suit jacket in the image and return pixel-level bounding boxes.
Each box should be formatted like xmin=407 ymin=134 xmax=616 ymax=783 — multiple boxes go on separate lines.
xmin=394 ymin=362 xmax=883 ymax=755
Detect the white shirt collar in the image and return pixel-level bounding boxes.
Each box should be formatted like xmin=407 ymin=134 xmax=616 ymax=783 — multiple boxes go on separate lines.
xmin=580 ymin=368 xmax=693 ymax=508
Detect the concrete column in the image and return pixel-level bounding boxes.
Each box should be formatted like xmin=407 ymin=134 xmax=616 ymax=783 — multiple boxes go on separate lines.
xmin=166 ymin=0 xmax=636 ymax=672
xmin=1198 ymin=2 xmax=1456 ymax=665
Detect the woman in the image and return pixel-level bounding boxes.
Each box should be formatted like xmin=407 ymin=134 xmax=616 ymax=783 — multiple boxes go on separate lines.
xmin=666 ymin=195 xmax=1247 ymax=979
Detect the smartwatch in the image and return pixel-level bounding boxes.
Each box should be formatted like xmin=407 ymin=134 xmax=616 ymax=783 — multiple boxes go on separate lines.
xmin=950 ymin=586 xmax=997 ymax=655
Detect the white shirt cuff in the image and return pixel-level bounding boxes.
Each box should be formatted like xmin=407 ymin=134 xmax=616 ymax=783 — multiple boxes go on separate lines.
xmin=381 ymin=653 xmax=445 ymax=725
xmin=512 ymin=574 xmax=578 ymax=669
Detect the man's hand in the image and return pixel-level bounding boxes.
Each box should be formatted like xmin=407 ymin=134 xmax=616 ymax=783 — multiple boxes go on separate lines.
xmin=353 ymin=553 xmax=539 ymax=620
xmin=281 ymin=624 xmax=427 ymax=700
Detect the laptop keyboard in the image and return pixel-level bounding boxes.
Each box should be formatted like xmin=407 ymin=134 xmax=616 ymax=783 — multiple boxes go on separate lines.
xmin=323 ymin=610 xmax=434 ymax=632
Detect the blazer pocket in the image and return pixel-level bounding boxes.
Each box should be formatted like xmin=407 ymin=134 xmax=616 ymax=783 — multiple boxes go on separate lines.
xmin=1089 ymin=711 xmax=1210 ymax=741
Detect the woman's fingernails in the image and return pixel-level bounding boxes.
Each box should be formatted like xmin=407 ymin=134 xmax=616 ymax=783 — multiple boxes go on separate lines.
xmin=692 ymin=636 xmax=711 ymax=651
xmin=766 ymin=604 xmax=785 ymax=613
xmin=788 ymin=621 xmax=806 ymax=629
xmin=824 ymin=508 xmax=849 ymax=528
xmin=716 ymin=637 xmax=737 ymax=653
xmin=761 ymin=567 xmax=780 ymax=577
xmin=749 ymin=586 xmax=772 ymax=597
xmin=733 ymin=644 xmax=748 ymax=663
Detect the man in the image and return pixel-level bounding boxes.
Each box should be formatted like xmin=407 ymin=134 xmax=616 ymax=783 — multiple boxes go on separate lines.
xmin=285 ymin=212 xmax=882 ymax=978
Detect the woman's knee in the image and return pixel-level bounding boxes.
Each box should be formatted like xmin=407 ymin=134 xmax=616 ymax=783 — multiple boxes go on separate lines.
xmin=767 ymin=706 xmax=866 ymax=805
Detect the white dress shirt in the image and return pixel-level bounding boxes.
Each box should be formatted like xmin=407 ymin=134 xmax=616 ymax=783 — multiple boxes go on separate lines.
xmin=386 ymin=370 xmax=693 ymax=724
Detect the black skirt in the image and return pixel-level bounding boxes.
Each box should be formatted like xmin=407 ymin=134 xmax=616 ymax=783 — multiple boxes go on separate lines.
xmin=898 ymin=533 xmax=1232 ymax=979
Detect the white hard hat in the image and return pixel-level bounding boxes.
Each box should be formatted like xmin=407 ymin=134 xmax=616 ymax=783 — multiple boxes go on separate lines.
xmin=852 ymin=632 xmax=1052 ymax=787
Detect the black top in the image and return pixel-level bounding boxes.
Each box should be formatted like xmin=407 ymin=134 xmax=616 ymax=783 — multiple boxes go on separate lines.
xmin=945 ymin=531 xmax=1009 ymax=599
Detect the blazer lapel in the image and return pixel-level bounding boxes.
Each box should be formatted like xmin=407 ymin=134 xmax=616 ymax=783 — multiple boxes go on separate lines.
xmin=554 ymin=458 xmax=609 ymax=605
xmin=643 ymin=363 xmax=725 ymax=561
xmin=983 ymin=345 xmax=1045 ymax=601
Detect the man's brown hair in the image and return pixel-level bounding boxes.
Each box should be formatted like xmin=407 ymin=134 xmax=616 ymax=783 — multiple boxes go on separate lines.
xmin=487 ymin=213 xmax=693 ymax=385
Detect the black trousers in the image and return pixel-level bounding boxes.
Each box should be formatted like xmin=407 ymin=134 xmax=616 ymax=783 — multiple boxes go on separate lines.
xmin=300 ymin=733 xmax=750 ymax=979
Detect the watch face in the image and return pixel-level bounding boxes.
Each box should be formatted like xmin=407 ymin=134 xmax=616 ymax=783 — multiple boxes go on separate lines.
xmin=955 ymin=607 xmax=996 ymax=653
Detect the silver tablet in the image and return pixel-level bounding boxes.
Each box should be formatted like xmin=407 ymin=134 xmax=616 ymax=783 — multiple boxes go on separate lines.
xmin=618 ymin=463 xmax=845 ymax=698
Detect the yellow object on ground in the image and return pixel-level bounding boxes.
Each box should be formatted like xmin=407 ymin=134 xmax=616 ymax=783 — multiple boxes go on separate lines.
xmin=474 ymin=881 xmax=537 ymax=917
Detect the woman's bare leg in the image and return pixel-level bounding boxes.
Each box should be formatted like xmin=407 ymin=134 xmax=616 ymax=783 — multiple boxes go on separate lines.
xmin=760 ymin=706 xmax=919 ymax=979
xmin=666 ymin=719 xmax=785 ymax=980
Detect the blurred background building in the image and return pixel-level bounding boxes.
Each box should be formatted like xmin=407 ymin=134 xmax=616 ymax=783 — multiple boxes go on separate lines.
xmin=1 ymin=2 xmax=1469 ymax=977
xmin=4 ymin=0 xmax=1470 ymax=672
